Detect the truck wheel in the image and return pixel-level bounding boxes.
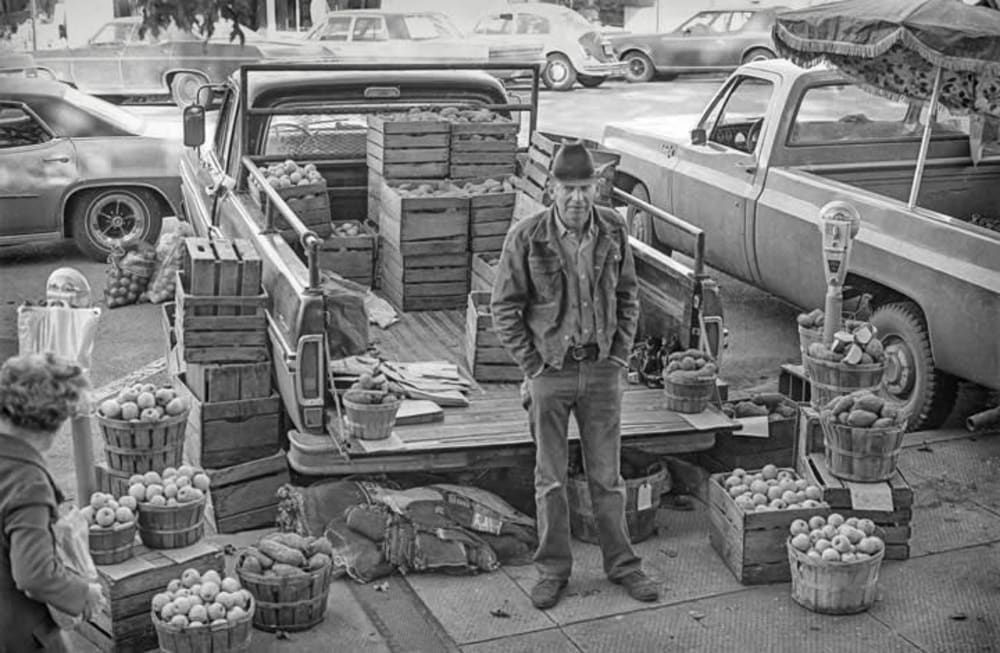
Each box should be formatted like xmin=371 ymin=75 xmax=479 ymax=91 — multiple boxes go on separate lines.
xmin=871 ymin=301 xmax=958 ymax=430
xmin=623 ymin=52 xmax=654 ymax=83
xmin=742 ymin=48 xmax=774 ymax=64
xmin=577 ymin=74 xmax=607 ymax=88
xmin=170 ymin=72 xmax=207 ymax=107
xmin=542 ymin=54 xmax=577 ymax=91
xmin=71 ymin=188 xmax=163 ymax=261
xmin=625 ymin=182 xmax=664 ymax=251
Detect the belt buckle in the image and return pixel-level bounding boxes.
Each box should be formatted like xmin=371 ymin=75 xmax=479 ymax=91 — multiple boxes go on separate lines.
xmin=571 ymin=345 xmax=588 ymax=361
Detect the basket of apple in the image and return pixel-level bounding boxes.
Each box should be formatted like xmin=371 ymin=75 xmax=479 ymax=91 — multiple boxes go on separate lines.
xmin=81 ymin=491 xmax=138 ymax=565
xmin=128 ymin=466 xmax=210 ymax=549
xmin=151 ymin=568 xmax=255 ymax=653
xmin=786 ymin=513 xmax=886 ymax=614
xmin=95 ymin=383 xmax=190 ymax=476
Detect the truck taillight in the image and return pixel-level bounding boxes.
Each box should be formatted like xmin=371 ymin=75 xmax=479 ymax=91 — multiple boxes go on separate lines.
xmin=296 ymin=335 xmax=324 ymax=403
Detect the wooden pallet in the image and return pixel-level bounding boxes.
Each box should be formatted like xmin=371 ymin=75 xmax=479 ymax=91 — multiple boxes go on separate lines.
xmin=470 ymin=252 xmax=500 ymax=293
xmin=380 ymin=244 xmax=469 ymax=311
xmin=318 ymin=219 xmax=376 ymax=287
xmin=707 ymin=468 xmax=831 ymax=585
xmin=465 ymin=291 xmax=520 ymax=383
xmin=175 ymin=373 xmax=282 ymax=469
xmin=174 ymin=270 xmax=268 ymax=364
xmin=78 ymin=541 xmax=224 ymax=653
xmin=367 ymin=115 xmax=450 ymax=179
xmin=798 ymin=452 xmax=913 ymax=560
xmin=205 ymin=450 xmax=290 ymax=534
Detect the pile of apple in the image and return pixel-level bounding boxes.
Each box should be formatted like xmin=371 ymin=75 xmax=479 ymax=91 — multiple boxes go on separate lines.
xmin=127 ymin=466 xmax=210 ymax=508
xmin=439 ymin=107 xmax=512 ymax=124
xmin=789 ymin=513 xmax=885 ymax=563
xmin=105 ymin=244 xmax=157 ymax=308
xmin=392 ymin=176 xmax=517 ymax=198
xmin=663 ymin=348 xmax=717 ymax=383
xmin=723 ymin=464 xmax=826 ymax=512
xmin=378 ymin=108 xmax=446 ymax=123
xmin=81 ymin=491 xmax=136 ymax=531
xmin=151 ymin=568 xmax=252 ymax=630
xmin=97 ymin=384 xmax=188 ymax=423
xmin=259 ymin=159 xmax=325 ymax=191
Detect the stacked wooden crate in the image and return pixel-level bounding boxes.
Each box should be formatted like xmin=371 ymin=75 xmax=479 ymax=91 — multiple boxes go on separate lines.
xmin=367 ymin=114 xmax=450 ymax=180
xmin=319 ymin=219 xmax=377 ymax=287
xmin=77 ymin=541 xmax=224 ymax=653
xmin=468 ymin=179 xmax=517 ymax=257
xmin=248 ymin=164 xmax=332 ymax=239
xmin=470 ymin=252 xmax=500 ymax=293
xmin=168 ymin=238 xmax=287 ymax=534
xmin=466 ymin=291 xmax=519 ymax=382
xmin=378 ymin=180 xmax=470 ymax=311
xmin=448 ymin=118 xmax=518 ymax=180
xmin=515 ymin=132 xmax=621 ymax=207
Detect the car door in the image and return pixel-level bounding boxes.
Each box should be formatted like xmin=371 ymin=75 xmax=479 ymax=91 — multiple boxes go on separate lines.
xmin=0 ymin=102 xmax=78 ymax=242
xmin=70 ymin=21 xmax=129 ymax=93
xmin=120 ymin=23 xmax=171 ymax=94
xmin=662 ymin=11 xmax=732 ymax=69
xmin=180 ymin=87 xmax=237 ymax=237
xmin=669 ymin=73 xmax=775 ymax=284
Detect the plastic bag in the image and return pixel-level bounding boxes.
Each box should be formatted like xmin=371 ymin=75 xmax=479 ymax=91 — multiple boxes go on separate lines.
xmin=103 ymin=242 xmax=157 ymax=308
xmin=17 ymin=305 xmax=101 ymax=371
xmin=48 ymin=507 xmax=103 ymax=628
xmin=143 ymin=221 xmax=195 ymax=304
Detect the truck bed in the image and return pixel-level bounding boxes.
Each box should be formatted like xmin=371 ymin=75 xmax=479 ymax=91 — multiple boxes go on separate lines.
xmin=286 ymin=307 xmax=738 ymax=476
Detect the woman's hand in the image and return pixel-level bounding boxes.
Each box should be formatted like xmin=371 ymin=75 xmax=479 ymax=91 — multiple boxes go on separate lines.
xmin=82 ymin=583 xmax=106 ymax=620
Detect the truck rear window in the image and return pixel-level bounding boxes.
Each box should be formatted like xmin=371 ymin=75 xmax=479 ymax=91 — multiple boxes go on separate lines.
xmin=263 ymin=113 xmax=368 ymax=158
xmin=789 ymin=83 xmax=968 ymax=145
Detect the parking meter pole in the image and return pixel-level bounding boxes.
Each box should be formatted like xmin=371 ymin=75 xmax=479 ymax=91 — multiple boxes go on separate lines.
xmin=71 ymin=413 xmax=97 ymax=503
xmin=819 ymin=201 xmax=860 ymax=347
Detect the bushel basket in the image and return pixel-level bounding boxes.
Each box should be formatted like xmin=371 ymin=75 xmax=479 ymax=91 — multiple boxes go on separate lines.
xmin=787 ymin=539 xmax=884 ymax=614
xmin=153 ymin=595 xmax=255 ymax=653
xmin=663 ymin=373 xmax=716 ymax=413
xmin=137 ymin=496 xmax=206 ymax=549
xmin=798 ymin=326 xmax=822 ymax=371
xmin=89 ymin=522 xmax=137 ymax=566
xmin=342 ymin=395 xmax=401 ymax=441
xmin=96 ymin=410 xmax=189 ymax=475
xmin=236 ymin=552 xmax=335 ymax=632
xmin=820 ymin=414 xmax=906 ymax=482
xmin=802 ymin=354 xmax=883 ymax=410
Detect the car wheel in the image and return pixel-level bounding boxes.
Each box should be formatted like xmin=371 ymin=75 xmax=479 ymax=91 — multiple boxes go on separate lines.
xmin=542 ymin=53 xmax=577 ymax=91
xmin=577 ymin=74 xmax=607 ymax=88
xmin=71 ymin=188 xmax=163 ymax=261
xmin=623 ymin=51 xmax=654 ymax=83
xmin=741 ymin=48 xmax=775 ymax=64
xmin=870 ymin=301 xmax=958 ymax=430
xmin=170 ymin=72 xmax=207 ymax=108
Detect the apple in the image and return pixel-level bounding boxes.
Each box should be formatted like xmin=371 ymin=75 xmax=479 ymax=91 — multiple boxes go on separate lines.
xmin=115 ymin=507 xmax=134 ymax=524
xmin=789 ymin=519 xmax=809 ymax=536
xmin=151 ymin=593 xmax=171 ymax=613
xmin=172 ymin=596 xmax=192 ymax=615
xmin=827 ymin=513 xmax=845 ymax=527
xmin=118 ymin=495 xmax=137 ymax=511
xmin=148 ymin=495 xmax=167 ymax=506
xmin=791 ymin=533 xmax=811 ymax=552
xmin=169 ymin=615 xmax=188 ymax=628
xmin=207 ymin=603 xmax=226 ymax=621
xmin=188 ymin=605 xmax=208 ymax=624
xmin=821 ymin=547 xmax=841 ymax=562
xmin=181 ymin=568 xmax=201 ymax=588
xmin=143 ymin=471 xmax=162 ymax=486
xmin=161 ymin=602 xmax=177 ymax=620
xmin=192 ymin=473 xmax=211 ymax=492
xmin=95 ymin=507 xmax=116 ymax=528
xmin=166 ymin=579 xmax=181 ymax=594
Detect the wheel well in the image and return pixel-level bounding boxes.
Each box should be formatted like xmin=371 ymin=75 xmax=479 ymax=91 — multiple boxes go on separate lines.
xmin=741 ymin=46 xmax=775 ymax=60
xmin=620 ymin=48 xmax=650 ymax=60
xmin=63 ymin=186 xmax=172 ymax=238
xmin=612 ymin=172 xmax=641 ymax=203
xmin=164 ymin=69 xmax=208 ymax=90
xmin=845 ymin=274 xmax=908 ymax=308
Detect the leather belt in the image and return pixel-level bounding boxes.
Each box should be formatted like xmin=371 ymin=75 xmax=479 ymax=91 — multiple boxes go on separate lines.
xmin=565 ymin=343 xmax=599 ymax=362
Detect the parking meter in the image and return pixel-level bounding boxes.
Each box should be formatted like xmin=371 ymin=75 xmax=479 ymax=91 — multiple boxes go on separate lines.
xmin=819 ymin=201 xmax=861 ymax=346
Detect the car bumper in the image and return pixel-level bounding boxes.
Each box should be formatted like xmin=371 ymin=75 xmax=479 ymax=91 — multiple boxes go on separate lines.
xmin=579 ymin=60 xmax=628 ymax=78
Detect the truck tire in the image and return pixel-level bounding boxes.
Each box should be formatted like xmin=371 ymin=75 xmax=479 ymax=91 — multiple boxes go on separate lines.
xmin=542 ymin=54 xmax=577 ymax=91
xmin=577 ymin=74 xmax=607 ymax=88
xmin=170 ymin=72 xmax=207 ymax=107
xmin=623 ymin=51 xmax=654 ymax=83
xmin=626 ymin=182 xmax=655 ymax=245
xmin=71 ymin=188 xmax=163 ymax=261
xmin=871 ymin=301 xmax=958 ymax=430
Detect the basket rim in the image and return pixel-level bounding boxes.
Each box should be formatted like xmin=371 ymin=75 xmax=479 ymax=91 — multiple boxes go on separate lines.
xmin=662 ymin=372 xmax=717 ymax=386
xmin=88 ymin=521 xmax=137 ymax=540
xmin=95 ymin=408 xmax=190 ymax=427
xmin=342 ymin=395 xmax=402 ymax=410
xmin=819 ymin=412 xmax=908 ymax=435
xmin=786 ymin=537 xmax=886 ymax=568
xmin=137 ymin=496 xmax=207 ymax=513
xmin=802 ymin=352 xmax=884 ymax=372
xmin=151 ymin=594 xmax=256 ymax=633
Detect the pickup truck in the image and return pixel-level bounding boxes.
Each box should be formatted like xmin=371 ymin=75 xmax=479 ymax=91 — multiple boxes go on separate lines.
xmin=605 ymin=59 xmax=1000 ymax=430
xmin=178 ymin=62 xmax=731 ymax=475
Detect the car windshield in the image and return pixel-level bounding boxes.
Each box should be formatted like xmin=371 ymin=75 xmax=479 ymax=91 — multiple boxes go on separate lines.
xmin=90 ymin=21 xmax=135 ymax=45
xmin=63 ymin=86 xmax=146 ymax=134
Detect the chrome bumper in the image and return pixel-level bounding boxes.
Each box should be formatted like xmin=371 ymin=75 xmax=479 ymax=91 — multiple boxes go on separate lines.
xmin=579 ymin=60 xmax=629 ymax=78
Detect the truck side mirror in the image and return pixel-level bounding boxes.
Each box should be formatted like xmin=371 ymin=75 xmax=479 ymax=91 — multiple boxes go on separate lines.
xmin=183 ymin=105 xmax=206 ymax=148
xmin=691 ymin=128 xmax=707 ymax=145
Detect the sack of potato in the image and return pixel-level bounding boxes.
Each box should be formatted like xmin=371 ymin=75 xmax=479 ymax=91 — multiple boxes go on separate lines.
xmin=819 ymin=391 xmax=908 ymax=482
xmin=236 ymin=532 xmax=336 ymax=632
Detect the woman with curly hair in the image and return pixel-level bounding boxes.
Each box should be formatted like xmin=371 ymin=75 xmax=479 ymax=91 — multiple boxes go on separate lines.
xmin=0 ymin=353 xmax=105 ymax=653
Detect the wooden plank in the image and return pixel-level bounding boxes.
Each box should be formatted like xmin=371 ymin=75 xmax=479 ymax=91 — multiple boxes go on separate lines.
xmin=211 ymin=239 xmax=240 ymax=316
xmin=183 ymin=238 xmax=216 ymax=297
xmin=210 ymin=467 xmax=289 ymax=518
xmin=214 ymin=504 xmax=280 ymax=535
xmin=806 ymin=453 xmax=913 ymax=508
xmin=367 ymin=115 xmax=450 ymax=135
xmin=472 ymin=235 xmax=507 ymax=253
xmin=452 ymin=151 xmax=515 ymax=164
xmin=182 ymin=330 xmax=268 ymax=348
xmin=471 ymin=220 xmax=512 ymax=237
xmin=367 ymin=130 xmax=450 ymax=148
xmin=232 ymin=238 xmax=262 ymax=302
xmin=181 ymin=346 xmax=269 ymax=364
xmin=368 ymin=142 xmax=450 ymax=164
xmin=451 ymin=163 xmax=517 ymax=179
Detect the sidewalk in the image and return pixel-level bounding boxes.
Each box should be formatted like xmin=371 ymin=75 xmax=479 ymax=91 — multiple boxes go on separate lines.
xmin=70 ymin=427 xmax=1000 ymax=652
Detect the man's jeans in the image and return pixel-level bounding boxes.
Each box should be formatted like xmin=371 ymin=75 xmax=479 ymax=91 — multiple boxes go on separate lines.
xmin=526 ymin=358 xmax=642 ymax=581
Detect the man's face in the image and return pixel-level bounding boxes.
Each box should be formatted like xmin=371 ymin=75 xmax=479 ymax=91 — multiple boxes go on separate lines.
xmin=552 ymin=180 xmax=597 ymax=231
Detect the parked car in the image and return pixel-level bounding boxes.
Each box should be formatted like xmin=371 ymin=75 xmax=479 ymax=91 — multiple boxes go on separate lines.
xmin=304 ymin=9 xmax=544 ymax=75
xmin=0 ymin=52 xmax=58 ymax=80
xmin=609 ymin=7 xmax=785 ymax=83
xmin=27 ymin=17 xmax=332 ymax=106
xmin=469 ymin=4 xmax=628 ymax=91
xmin=0 ymin=78 xmax=181 ymax=260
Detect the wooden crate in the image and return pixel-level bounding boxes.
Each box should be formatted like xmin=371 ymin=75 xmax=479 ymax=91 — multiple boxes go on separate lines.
xmin=205 ymin=450 xmax=290 ymax=534
xmin=471 ymin=252 xmax=500 ymax=292
xmin=703 ymin=398 xmax=800 ymax=472
xmin=450 ymin=119 xmax=518 ymax=151
xmin=794 ymin=405 xmax=825 ymax=475
xmin=466 ymin=291 xmax=520 ymax=382
xmin=525 ymin=132 xmax=619 ymax=206
xmin=161 ymin=302 xmax=184 ymax=380
xmin=378 ymin=182 xmax=469 ymax=254
xmin=77 ymin=541 xmax=224 ymax=653
xmin=469 ymin=181 xmax=516 ymax=254
xmin=367 ymin=115 xmax=450 ymax=179
xmin=380 ymin=242 xmax=469 ymax=312
xmin=181 ymin=238 xmax=262 ymax=303
xmin=175 ymin=373 xmax=282 ymax=469
xmin=318 ymin=219 xmax=376 ymax=287
xmin=707 ymin=469 xmax=831 ymax=585
xmin=249 ymin=177 xmax=332 ymax=238
xmin=798 ymin=452 xmax=913 ymax=560
xmin=175 ymin=271 xmax=268 ymax=364
xmin=185 ymin=360 xmax=272 ymax=402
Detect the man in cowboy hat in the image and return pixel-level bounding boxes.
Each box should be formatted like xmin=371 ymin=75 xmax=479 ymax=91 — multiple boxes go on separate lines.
xmin=491 ymin=141 xmax=659 ymax=610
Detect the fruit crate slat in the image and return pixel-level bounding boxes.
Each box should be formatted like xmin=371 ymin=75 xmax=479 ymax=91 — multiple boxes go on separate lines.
xmin=450 ymin=162 xmax=518 ymax=180
xmin=381 ymin=245 xmax=469 ymax=284
xmin=175 ymin=271 xmax=267 ymax=320
xmin=367 ymin=115 xmax=451 ymax=136
xmin=703 ymin=397 xmax=799 ymax=472
xmin=367 ymin=141 xmax=450 ymax=164
xmin=205 ymin=450 xmax=289 ymax=534
xmin=175 ymin=374 xmax=282 ymax=469
xmin=318 ymin=219 xmax=377 ymax=287
xmin=181 ymin=238 xmax=263 ymax=305
xmin=185 ymin=360 xmax=272 ymax=403
xmin=471 ymin=235 xmax=507 ymax=254
xmin=707 ymin=468 xmax=831 ymax=585
xmin=466 ymin=291 xmax=519 ymax=383
xmin=471 ymin=252 xmax=499 ymax=292
xmin=367 ymin=155 xmax=449 ymax=180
